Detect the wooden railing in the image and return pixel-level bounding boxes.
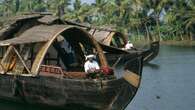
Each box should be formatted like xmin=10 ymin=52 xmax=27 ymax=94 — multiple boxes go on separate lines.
xmin=39 ymin=65 xmax=64 ymax=75
xmin=39 ymin=65 xmax=87 ymax=79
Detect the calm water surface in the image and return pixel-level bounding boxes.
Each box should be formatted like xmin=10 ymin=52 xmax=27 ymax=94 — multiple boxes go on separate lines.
xmin=127 ymin=45 xmax=195 ymax=110
xmin=0 ymin=46 xmax=195 ymax=110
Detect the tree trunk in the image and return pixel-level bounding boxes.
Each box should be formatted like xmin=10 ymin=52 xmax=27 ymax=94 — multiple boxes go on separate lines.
xmin=58 ymin=5 xmax=65 ymax=18
xmin=28 ymin=1 xmax=32 ymax=11
xmin=190 ymin=32 xmax=193 ymax=41
xmin=136 ymin=26 xmax=140 ymax=40
xmin=155 ymin=16 xmax=161 ymax=41
xmin=144 ymin=23 xmax=151 ymax=42
xmin=179 ymin=31 xmax=184 ymax=41
xmin=15 ymin=0 xmax=20 ymax=12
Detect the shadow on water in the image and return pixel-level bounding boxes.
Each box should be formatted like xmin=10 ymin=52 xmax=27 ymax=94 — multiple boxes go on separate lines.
xmin=144 ymin=63 xmax=160 ymax=70
xmin=0 ymin=100 xmax=97 ymax=110
xmin=0 ymin=100 xmax=54 ymax=110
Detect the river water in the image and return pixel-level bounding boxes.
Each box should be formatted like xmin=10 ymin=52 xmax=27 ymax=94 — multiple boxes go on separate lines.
xmin=127 ymin=45 xmax=195 ymax=110
xmin=0 ymin=46 xmax=195 ymax=110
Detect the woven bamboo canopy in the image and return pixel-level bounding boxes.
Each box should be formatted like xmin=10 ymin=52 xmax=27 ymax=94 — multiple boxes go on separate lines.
xmin=0 ymin=24 xmax=107 ymax=76
xmin=89 ymin=29 xmax=128 ymax=47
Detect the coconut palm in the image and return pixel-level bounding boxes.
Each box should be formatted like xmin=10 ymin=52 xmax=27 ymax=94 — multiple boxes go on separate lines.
xmin=47 ymin=0 xmax=71 ymax=17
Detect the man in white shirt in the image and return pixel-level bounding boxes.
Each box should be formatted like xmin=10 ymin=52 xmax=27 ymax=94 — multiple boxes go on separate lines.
xmin=125 ymin=41 xmax=134 ymax=50
xmin=84 ymin=54 xmax=100 ymax=73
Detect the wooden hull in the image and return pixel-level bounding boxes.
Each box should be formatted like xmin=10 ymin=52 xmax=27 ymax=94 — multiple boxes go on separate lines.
xmin=0 ymin=75 xmax=134 ymax=110
xmin=104 ymin=41 xmax=159 ymax=65
xmin=0 ymin=57 xmax=143 ymax=110
xmin=141 ymin=41 xmax=159 ymax=63
xmin=104 ymin=52 xmax=141 ymax=67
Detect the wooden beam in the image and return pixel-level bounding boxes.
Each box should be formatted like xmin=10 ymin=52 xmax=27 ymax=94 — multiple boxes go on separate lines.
xmin=123 ymin=70 xmax=140 ymax=88
xmin=12 ymin=46 xmax=31 ymax=74
xmin=0 ymin=46 xmax=14 ymax=71
xmin=0 ymin=63 xmax=5 ymax=74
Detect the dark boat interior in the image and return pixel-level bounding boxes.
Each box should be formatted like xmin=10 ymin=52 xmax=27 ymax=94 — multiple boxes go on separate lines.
xmin=41 ymin=28 xmax=98 ymax=72
xmin=110 ymin=32 xmax=126 ymax=48
xmin=38 ymin=28 xmax=105 ymax=78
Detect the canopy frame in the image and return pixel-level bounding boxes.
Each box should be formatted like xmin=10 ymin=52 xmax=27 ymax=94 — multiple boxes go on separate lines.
xmin=0 ymin=45 xmax=31 ymax=74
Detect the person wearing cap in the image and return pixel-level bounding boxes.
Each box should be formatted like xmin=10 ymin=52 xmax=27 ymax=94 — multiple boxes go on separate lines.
xmin=84 ymin=54 xmax=100 ymax=73
xmin=125 ymin=41 xmax=134 ymax=50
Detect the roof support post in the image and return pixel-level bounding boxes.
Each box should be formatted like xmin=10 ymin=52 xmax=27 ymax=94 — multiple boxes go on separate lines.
xmin=0 ymin=46 xmax=14 ymax=72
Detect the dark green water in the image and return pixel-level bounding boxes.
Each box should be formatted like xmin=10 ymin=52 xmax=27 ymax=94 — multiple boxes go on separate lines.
xmin=0 ymin=46 xmax=195 ymax=110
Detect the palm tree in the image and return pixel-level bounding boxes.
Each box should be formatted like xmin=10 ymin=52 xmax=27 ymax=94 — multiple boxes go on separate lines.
xmin=165 ymin=0 xmax=195 ymax=40
xmin=15 ymin=0 xmax=20 ymax=12
xmin=47 ymin=0 xmax=71 ymax=17
xmin=2 ymin=0 xmax=13 ymax=17
xmin=74 ymin=0 xmax=81 ymax=11
xmin=63 ymin=2 xmax=94 ymax=23
xmin=139 ymin=0 xmax=170 ymax=41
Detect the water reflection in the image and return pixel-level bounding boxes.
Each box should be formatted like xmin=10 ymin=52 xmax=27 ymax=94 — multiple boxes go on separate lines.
xmin=0 ymin=100 xmax=58 ymax=110
xmin=0 ymin=100 xmax=96 ymax=110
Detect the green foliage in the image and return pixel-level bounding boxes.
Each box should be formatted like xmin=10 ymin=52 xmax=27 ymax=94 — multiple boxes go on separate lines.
xmin=0 ymin=0 xmax=195 ymax=41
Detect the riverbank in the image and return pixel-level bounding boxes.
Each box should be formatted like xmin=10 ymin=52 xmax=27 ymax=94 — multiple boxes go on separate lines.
xmin=160 ymin=40 xmax=195 ymax=46
xmin=133 ymin=40 xmax=195 ymax=47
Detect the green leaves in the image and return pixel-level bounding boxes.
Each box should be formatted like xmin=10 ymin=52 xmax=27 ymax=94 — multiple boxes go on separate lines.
xmin=0 ymin=0 xmax=195 ymax=41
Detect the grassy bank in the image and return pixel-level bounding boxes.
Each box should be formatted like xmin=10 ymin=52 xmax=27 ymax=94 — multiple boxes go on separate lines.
xmin=132 ymin=40 xmax=195 ymax=48
xmin=160 ymin=40 xmax=195 ymax=46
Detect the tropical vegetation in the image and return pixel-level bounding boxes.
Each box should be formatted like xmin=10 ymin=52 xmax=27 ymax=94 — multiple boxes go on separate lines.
xmin=0 ymin=0 xmax=195 ymax=42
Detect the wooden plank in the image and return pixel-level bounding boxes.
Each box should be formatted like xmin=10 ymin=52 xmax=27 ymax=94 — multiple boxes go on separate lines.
xmin=123 ymin=70 xmax=140 ymax=88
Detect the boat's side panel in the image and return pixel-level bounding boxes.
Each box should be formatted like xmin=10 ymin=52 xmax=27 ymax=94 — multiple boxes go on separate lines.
xmin=104 ymin=79 xmax=137 ymax=110
xmin=0 ymin=75 xmax=15 ymax=98
xmin=142 ymin=41 xmax=159 ymax=63
xmin=0 ymin=73 xmax=140 ymax=110
xmin=103 ymin=41 xmax=159 ymax=64
xmin=0 ymin=74 xmax=117 ymax=109
xmin=104 ymin=56 xmax=143 ymax=110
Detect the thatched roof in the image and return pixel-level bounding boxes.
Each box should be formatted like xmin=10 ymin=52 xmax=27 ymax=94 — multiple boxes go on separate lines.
xmin=0 ymin=25 xmax=70 ymax=46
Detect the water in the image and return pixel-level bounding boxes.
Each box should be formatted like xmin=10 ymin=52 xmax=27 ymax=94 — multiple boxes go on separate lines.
xmin=127 ymin=46 xmax=195 ymax=110
xmin=0 ymin=46 xmax=195 ymax=110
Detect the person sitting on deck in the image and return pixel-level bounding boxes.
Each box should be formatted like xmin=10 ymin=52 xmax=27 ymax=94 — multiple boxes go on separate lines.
xmin=125 ymin=41 xmax=134 ymax=50
xmin=84 ymin=54 xmax=100 ymax=73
